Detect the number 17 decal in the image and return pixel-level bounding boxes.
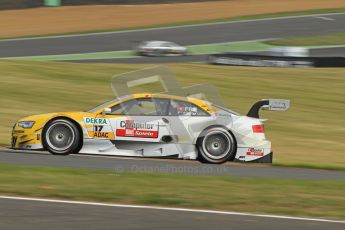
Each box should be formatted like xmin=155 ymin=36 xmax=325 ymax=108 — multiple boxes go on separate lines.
xmin=94 ymin=125 xmax=104 ymax=132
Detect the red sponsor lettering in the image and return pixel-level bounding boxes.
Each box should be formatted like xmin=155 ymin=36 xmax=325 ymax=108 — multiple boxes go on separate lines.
xmin=116 ymin=120 xmax=158 ymax=138
xmin=116 ymin=129 xmax=158 ymax=138
xmin=246 ymin=148 xmax=264 ymax=156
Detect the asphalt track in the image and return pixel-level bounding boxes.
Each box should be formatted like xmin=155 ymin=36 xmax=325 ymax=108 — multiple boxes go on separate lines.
xmin=0 ymin=13 xmax=344 ymax=57
xmin=69 ymin=54 xmax=210 ymax=63
xmin=71 ymin=46 xmax=345 ymax=64
xmin=1 ymin=149 xmax=345 ymax=180
xmin=0 ymin=197 xmax=344 ymax=230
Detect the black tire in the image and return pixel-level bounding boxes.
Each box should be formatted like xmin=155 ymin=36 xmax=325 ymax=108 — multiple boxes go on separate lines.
xmin=42 ymin=119 xmax=82 ymax=155
xmin=197 ymin=127 xmax=236 ymax=164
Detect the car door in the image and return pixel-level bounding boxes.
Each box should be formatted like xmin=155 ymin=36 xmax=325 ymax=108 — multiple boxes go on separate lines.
xmin=102 ymin=97 xmax=172 ymax=143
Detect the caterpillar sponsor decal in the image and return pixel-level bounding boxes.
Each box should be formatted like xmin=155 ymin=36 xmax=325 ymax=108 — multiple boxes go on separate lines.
xmin=116 ymin=120 xmax=158 ymax=138
xmin=246 ymin=148 xmax=264 ymax=156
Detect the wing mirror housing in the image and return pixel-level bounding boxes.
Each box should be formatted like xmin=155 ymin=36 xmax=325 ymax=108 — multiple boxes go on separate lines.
xmin=103 ymin=108 xmax=112 ymax=116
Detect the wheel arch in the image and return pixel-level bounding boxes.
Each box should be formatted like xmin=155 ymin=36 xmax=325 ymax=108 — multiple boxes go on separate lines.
xmin=195 ymin=124 xmax=237 ymax=161
xmin=42 ymin=116 xmax=84 ymax=151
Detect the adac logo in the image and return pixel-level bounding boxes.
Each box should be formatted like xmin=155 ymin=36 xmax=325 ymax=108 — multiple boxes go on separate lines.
xmin=94 ymin=132 xmax=110 ymax=138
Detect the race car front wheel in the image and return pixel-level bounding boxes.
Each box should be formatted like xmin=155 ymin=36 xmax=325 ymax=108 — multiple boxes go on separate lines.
xmin=197 ymin=127 xmax=236 ymax=164
xmin=43 ymin=119 xmax=81 ymax=155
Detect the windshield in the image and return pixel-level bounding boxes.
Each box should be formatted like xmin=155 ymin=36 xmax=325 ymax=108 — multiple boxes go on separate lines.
xmin=86 ymin=95 xmax=131 ymax=113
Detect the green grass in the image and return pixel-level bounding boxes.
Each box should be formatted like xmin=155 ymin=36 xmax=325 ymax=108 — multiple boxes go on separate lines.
xmin=0 ymin=61 xmax=345 ymax=169
xmin=0 ymin=163 xmax=344 ymax=219
xmin=266 ymin=33 xmax=345 ymax=47
xmin=2 ymin=7 xmax=344 ymax=40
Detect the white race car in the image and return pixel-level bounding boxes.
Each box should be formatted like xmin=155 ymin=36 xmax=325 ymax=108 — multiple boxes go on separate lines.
xmin=135 ymin=41 xmax=187 ymax=56
xmin=12 ymin=93 xmax=289 ymax=164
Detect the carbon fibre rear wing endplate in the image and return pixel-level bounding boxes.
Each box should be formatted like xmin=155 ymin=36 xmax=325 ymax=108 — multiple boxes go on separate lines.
xmin=247 ymin=99 xmax=290 ymax=118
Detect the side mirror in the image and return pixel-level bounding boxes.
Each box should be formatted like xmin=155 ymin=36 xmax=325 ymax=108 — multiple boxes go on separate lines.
xmin=103 ymin=108 xmax=112 ymax=116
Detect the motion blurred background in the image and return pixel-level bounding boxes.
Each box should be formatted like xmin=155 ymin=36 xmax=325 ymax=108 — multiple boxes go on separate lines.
xmin=0 ymin=1 xmax=344 ymax=228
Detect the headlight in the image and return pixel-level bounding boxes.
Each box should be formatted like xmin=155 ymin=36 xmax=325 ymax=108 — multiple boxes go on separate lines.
xmin=18 ymin=121 xmax=35 ymax=129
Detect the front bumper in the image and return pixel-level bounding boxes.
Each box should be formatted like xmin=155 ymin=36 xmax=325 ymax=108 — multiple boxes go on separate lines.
xmin=11 ymin=125 xmax=43 ymax=150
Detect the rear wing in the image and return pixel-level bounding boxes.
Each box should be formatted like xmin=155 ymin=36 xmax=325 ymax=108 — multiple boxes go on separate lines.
xmin=247 ymin=99 xmax=290 ymax=118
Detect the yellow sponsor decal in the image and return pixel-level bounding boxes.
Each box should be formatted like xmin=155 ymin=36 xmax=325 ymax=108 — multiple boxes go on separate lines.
xmin=88 ymin=131 xmax=114 ymax=139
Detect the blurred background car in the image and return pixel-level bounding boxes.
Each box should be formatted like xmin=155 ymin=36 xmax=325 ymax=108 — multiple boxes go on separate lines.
xmin=135 ymin=41 xmax=187 ymax=56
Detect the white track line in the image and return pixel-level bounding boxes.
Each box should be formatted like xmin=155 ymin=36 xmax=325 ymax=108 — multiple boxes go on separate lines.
xmin=1 ymin=12 xmax=344 ymax=42
xmin=315 ymin=16 xmax=336 ymax=21
xmin=0 ymin=196 xmax=344 ymax=224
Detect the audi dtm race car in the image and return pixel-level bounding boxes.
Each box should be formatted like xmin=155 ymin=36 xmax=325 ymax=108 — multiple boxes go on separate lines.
xmin=11 ymin=94 xmax=289 ymax=164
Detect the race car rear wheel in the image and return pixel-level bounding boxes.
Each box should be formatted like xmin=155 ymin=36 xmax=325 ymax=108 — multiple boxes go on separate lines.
xmin=197 ymin=127 xmax=236 ymax=164
xmin=43 ymin=119 xmax=81 ymax=155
